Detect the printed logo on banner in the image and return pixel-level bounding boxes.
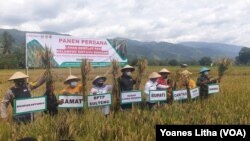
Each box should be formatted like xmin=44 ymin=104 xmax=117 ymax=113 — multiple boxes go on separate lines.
xmin=208 ymin=84 xmax=220 ymax=94
xmin=173 ymin=89 xmax=188 ymax=101
xmin=121 ymin=91 xmax=142 ymax=104
xmin=58 ymin=95 xmax=84 ymax=108
xmin=190 ymin=87 xmax=200 ymax=99
xmin=14 ymin=96 xmax=47 ymax=115
xmin=88 ymin=93 xmax=112 ymax=107
xmin=149 ymin=90 xmax=167 ymax=102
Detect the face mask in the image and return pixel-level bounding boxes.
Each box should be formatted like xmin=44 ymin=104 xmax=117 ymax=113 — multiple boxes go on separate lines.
xmin=97 ymin=83 xmax=104 ymax=87
xmin=204 ymin=71 xmax=209 ymax=76
xmin=125 ymin=71 xmax=132 ymax=76
xmin=70 ymin=81 xmax=77 ymax=87
xmin=15 ymin=79 xmax=26 ymax=87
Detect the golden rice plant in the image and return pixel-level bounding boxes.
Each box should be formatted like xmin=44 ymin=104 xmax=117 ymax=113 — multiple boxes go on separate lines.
xmin=135 ymin=58 xmax=148 ymax=90
xmin=111 ymin=59 xmax=120 ymax=116
xmin=215 ymin=57 xmax=234 ymax=79
xmin=81 ymin=59 xmax=92 ymax=96
xmin=41 ymin=46 xmax=53 ymax=88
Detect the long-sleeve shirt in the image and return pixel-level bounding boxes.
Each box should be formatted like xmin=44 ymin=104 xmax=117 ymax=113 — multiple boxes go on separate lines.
xmin=60 ymin=84 xmax=82 ymax=95
xmin=144 ymin=80 xmax=158 ymax=103
xmin=1 ymin=74 xmax=46 ymax=119
xmin=119 ymin=75 xmax=135 ymax=91
xmin=156 ymin=77 xmax=170 ymax=89
xmin=90 ymin=85 xmax=112 ymax=115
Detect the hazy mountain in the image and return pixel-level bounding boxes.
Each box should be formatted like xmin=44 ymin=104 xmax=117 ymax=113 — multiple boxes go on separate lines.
xmin=0 ymin=28 xmax=244 ymax=61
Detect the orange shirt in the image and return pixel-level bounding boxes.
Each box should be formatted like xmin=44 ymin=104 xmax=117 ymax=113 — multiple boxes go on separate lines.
xmin=60 ymin=84 xmax=82 ymax=95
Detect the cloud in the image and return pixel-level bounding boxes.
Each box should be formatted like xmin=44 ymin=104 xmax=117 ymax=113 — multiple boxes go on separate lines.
xmin=0 ymin=0 xmax=250 ymax=46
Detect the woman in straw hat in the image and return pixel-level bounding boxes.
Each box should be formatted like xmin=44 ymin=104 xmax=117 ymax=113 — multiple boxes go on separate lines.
xmin=60 ymin=74 xmax=82 ymax=113
xmin=197 ymin=67 xmax=220 ymax=99
xmin=60 ymin=75 xmax=82 ymax=95
xmin=1 ymin=71 xmax=46 ymax=124
xmin=90 ymin=76 xmax=112 ymax=117
xmin=144 ymin=72 xmax=161 ymax=109
xmin=157 ymin=68 xmax=174 ymax=104
xmin=119 ymin=64 xmax=135 ymax=110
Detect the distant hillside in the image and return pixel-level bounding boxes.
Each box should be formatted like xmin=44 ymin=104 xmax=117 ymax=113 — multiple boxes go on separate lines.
xmin=0 ymin=28 xmax=244 ymax=61
xmin=179 ymin=41 xmax=242 ymax=59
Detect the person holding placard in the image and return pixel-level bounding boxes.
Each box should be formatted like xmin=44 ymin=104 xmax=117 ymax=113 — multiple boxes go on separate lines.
xmin=144 ymin=72 xmax=161 ymax=109
xmin=61 ymin=75 xmax=82 ymax=95
xmin=90 ymin=76 xmax=112 ymax=117
xmin=157 ymin=68 xmax=173 ymax=104
xmin=60 ymin=75 xmax=83 ymax=112
xmin=119 ymin=65 xmax=136 ymax=110
xmin=0 ymin=71 xmax=46 ymax=124
xmin=197 ymin=67 xmax=220 ymax=99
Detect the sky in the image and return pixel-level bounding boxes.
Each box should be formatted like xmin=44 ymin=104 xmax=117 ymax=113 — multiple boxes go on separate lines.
xmin=0 ymin=0 xmax=250 ymax=46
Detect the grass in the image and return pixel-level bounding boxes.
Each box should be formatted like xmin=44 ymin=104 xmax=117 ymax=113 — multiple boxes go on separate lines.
xmin=0 ymin=66 xmax=249 ymax=140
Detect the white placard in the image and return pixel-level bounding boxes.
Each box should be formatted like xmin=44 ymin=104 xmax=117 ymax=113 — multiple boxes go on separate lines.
xmin=88 ymin=94 xmax=112 ymax=107
xmin=121 ymin=91 xmax=142 ymax=104
xmin=14 ymin=96 xmax=46 ymax=115
xmin=173 ymin=89 xmax=188 ymax=101
xmin=208 ymin=84 xmax=220 ymax=94
xmin=149 ymin=90 xmax=167 ymax=102
xmin=190 ymin=87 xmax=200 ymax=99
xmin=58 ymin=95 xmax=84 ymax=108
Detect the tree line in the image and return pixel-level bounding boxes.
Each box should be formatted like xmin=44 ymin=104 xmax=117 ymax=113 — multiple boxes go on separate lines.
xmin=1 ymin=31 xmax=250 ymax=69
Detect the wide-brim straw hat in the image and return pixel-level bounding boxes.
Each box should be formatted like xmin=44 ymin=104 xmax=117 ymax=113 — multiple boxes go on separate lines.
xmin=64 ymin=75 xmax=80 ymax=84
xmin=199 ymin=67 xmax=210 ymax=73
xmin=8 ymin=72 xmax=29 ymax=81
xmin=159 ymin=68 xmax=171 ymax=74
xmin=92 ymin=76 xmax=107 ymax=85
xmin=181 ymin=70 xmax=192 ymax=76
xmin=148 ymin=72 xmax=161 ymax=79
xmin=121 ymin=65 xmax=135 ymax=72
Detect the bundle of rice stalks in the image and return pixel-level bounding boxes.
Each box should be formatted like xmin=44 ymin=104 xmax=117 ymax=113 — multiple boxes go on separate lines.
xmin=135 ymin=58 xmax=148 ymax=90
xmin=173 ymin=69 xmax=182 ymax=90
xmin=215 ymin=57 xmax=234 ymax=78
xmin=81 ymin=59 xmax=92 ymax=96
xmin=111 ymin=59 xmax=120 ymax=116
xmin=41 ymin=46 xmax=53 ymax=88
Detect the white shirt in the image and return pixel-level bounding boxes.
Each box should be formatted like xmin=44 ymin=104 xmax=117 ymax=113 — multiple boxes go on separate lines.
xmin=144 ymin=80 xmax=158 ymax=102
xmin=90 ymin=85 xmax=112 ymax=115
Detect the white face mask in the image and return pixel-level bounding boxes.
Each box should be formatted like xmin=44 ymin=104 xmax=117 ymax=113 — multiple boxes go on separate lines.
xmin=204 ymin=71 xmax=209 ymax=76
xmin=125 ymin=71 xmax=132 ymax=76
xmin=70 ymin=81 xmax=77 ymax=87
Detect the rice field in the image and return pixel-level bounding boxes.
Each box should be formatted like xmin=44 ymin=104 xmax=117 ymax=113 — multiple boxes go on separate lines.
xmin=0 ymin=66 xmax=249 ymax=141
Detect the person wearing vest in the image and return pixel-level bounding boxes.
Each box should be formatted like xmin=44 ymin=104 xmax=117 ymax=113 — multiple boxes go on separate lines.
xmin=119 ymin=65 xmax=136 ymax=110
xmin=90 ymin=76 xmax=112 ymax=117
xmin=0 ymin=71 xmax=46 ymax=124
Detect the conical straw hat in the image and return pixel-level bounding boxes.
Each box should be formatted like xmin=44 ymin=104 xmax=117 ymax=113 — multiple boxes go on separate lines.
xmin=159 ymin=68 xmax=171 ymax=73
xmin=92 ymin=76 xmax=107 ymax=85
xmin=121 ymin=65 xmax=135 ymax=72
xmin=64 ymin=75 xmax=80 ymax=84
xmin=8 ymin=72 xmax=29 ymax=81
xmin=148 ymin=72 xmax=161 ymax=79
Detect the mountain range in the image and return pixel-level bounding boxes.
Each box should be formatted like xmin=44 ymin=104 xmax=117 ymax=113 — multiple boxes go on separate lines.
xmin=0 ymin=28 xmax=244 ymax=61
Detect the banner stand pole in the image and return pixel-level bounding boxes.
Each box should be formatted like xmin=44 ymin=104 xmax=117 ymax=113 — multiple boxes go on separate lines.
xmin=69 ymin=67 xmax=72 ymax=75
